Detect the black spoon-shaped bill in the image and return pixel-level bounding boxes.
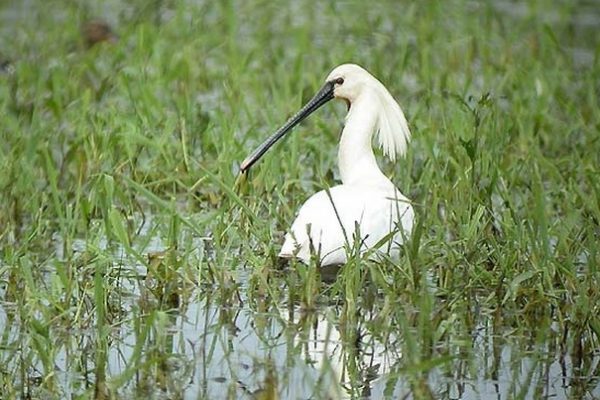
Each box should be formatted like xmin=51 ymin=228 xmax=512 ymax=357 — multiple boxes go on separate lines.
xmin=240 ymin=81 xmax=335 ymax=173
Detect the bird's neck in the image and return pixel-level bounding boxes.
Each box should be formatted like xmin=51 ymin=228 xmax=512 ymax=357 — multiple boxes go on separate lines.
xmin=338 ymin=93 xmax=393 ymax=188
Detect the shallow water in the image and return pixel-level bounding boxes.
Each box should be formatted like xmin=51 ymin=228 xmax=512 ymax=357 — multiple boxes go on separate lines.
xmin=2 ymin=222 xmax=598 ymax=399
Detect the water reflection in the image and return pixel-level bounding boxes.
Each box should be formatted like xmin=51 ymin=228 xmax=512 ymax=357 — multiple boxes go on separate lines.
xmin=0 ymin=224 xmax=597 ymax=399
xmin=98 ymin=270 xmax=598 ymax=399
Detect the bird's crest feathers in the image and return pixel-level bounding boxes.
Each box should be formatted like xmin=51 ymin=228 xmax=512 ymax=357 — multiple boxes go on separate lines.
xmin=327 ymin=63 xmax=411 ymax=162
xmin=372 ymin=79 xmax=411 ymax=162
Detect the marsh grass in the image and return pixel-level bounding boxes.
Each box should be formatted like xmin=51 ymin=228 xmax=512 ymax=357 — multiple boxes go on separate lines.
xmin=1 ymin=0 xmax=599 ymax=398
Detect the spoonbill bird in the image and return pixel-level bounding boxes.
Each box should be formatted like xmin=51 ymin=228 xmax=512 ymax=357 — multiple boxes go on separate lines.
xmin=241 ymin=64 xmax=414 ymax=265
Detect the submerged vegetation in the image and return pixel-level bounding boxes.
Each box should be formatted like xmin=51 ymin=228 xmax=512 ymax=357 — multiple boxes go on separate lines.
xmin=0 ymin=0 xmax=599 ymax=398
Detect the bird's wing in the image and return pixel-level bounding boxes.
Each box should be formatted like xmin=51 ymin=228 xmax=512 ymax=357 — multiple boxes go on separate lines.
xmin=279 ymin=186 xmax=413 ymax=265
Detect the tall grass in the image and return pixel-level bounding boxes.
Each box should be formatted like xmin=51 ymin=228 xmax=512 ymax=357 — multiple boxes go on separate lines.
xmin=0 ymin=0 xmax=599 ymax=398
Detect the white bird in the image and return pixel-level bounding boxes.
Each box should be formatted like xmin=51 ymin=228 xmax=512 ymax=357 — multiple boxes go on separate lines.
xmin=241 ymin=64 xmax=414 ymax=266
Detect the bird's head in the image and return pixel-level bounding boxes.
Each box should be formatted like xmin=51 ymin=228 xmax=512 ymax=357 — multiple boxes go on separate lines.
xmin=240 ymin=63 xmax=411 ymax=172
xmin=325 ymin=63 xmax=371 ymax=103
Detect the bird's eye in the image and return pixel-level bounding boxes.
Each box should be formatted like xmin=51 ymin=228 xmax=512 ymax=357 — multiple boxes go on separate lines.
xmin=335 ymin=77 xmax=344 ymax=85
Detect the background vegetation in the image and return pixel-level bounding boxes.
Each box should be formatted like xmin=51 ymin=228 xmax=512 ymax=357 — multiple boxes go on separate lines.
xmin=0 ymin=0 xmax=599 ymax=398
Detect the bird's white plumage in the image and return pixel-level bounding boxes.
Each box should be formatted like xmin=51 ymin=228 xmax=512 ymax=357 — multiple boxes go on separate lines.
xmin=280 ymin=185 xmax=414 ymax=265
xmin=279 ymin=64 xmax=415 ymax=265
